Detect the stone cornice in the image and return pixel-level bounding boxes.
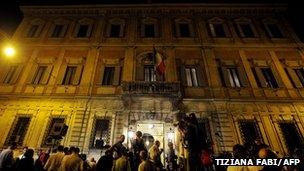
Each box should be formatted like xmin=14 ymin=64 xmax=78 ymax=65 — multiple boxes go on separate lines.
xmin=20 ymin=3 xmax=288 ymax=17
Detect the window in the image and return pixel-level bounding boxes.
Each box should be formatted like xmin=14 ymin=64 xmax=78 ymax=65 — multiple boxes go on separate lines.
xmin=227 ymin=68 xmax=242 ymax=87
xmin=261 ymin=68 xmax=278 ymax=88
xmin=110 ymin=24 xmax=121 ymax=37
xmin=144 ymin=24 xmax=155 ymax=37
xmin=144 ymin=66 xmax=156 ymax=82
xmin=239 ymin=120 xmax=262 ymax=145
xmin=293 ymin=68 xmax=304 ymax=86
xmin=185 ymin=67 xmax=198 ymax=87
xmin=43 ymin=118 xmax=64 ymax=146
xmin=51 ymin=25 xmax=64 ymax=38
xmin=27 ymin=25 xmax=39 ymax=38
xmin=179 ymin=23 xmax=190 ymax=37
xmin=62 ymin=66 xmax=77 ymax=85
xmin=209 ymin=23 xmax=226 ymax=37
xmin=3 ymin=66 xmax=18 ymax=84
xmin=266 ymin=23 xmax=283 ymax=38
xmin=102 ymin=67 xmax=115 ymax=85
xmin=91 ymin=119 xmax=110 ymax=148
xmin=6 ymin=117 xmax=31 ymax=146
xmin=32 ymin=66 xmax=47 ymax=85
xmin=279 ymin=122 xmax=303 ymax=153
xmin=77 ymin=25 xmax=89 ymax=37
xmin=239 ymin=23 xmax=255 ymax=38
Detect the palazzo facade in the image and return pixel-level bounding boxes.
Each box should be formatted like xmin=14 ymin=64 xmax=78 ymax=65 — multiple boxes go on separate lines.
xmin=0 ymin=3 xmax=304 ymax=157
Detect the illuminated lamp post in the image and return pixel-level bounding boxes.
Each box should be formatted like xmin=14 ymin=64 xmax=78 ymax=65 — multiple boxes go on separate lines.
xmin=0 ymin=30 xmax=16 ymax=58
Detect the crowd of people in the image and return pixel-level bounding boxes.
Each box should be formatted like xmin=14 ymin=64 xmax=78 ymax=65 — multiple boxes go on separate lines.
xmin=0 ymin=113 xmax=303 ymax=171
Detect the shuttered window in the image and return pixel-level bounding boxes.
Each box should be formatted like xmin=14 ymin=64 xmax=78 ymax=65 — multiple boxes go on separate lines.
xmin=239 ymin=23 xmax=255 ymax=38
xmin=27 ymin=25 xmax=39 ymax=38
xmin=227 ymin=68 xmax=242 ymax=87
xmin=185 ymin=67 xmax=198 ymax=87
xmin=102 ymin=67 xmax=115 ymax=85
xmin=91 ymin=119 xmax=111 ymax=148
xmin=32 ymin=66 xmax=47 ymax=85
xmin=209 ymin=23 xmax=226 ymax=37
xmin=279 ymin=122 xmax=303 ymax=153
xmin=3 ymin=66 xmax=18 ymax=84
xmin=62 ymin=66 xmax=77 ymax=85
xmin=266 ymin=23 xmax=283 ymax=38
xmin=52 ymin=24 xmax=64 ymax=38
xmin=43 ymin=118 xmax=65 ymax=146
xmin=144 ymin=66 xmax=156 ymax=82
xmin=239 ymin=120 xmax=262 ymax=145
xmin=294 ymin=68 xmax=304 ymax=86
xmin=261 ymin=68 xmax=279 ymax=88
xmin=6 ymin=117 xmax=31 ymax=146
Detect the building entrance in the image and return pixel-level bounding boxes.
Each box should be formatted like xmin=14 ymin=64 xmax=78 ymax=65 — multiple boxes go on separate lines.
xmin=136 ymin=123 xmax=165 ymax=163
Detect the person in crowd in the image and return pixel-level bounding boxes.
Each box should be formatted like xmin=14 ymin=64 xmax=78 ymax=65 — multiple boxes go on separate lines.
xmin=15 ymin=148 xmax=35 ymax=171
xmin=149 ymin=140 xmax=163 ymax=170
xmin=252 ymin=138 xmax=268 ymax=158
xmin=138 ymin=150 xmax=156 ymax=171
xmin=110 ymin=135 xmax=126 ymax=159
xmin=184 ymin=114 xmax=201 ymax=171
xmin=19 ymin=146 xmax=28 ymax=159
xmin=200 ymin=149 xmax=213 ymax=171
xmin=63 ymin=147 xmax=70 ymax=155
xmin=44 ymin=145 xmax=65 ymax=171
xmin=112 ymin=147 xmax=131 ymax=171
xmin=0 ymin=142 xmax=17 ymax=171
xmin=59 ymin=146 xmax=83 ymax=171
xmin=131 ymin=131 xmax=146 ymax=170
xmin=35 ymin=148 xmax=51 ymax=170
xmin=87 ymin=157 xmax=96 ymax=171
xmin=165 ymin=142 xmax=177 ymax=171
xmin=227 ymin=144 xmax=249 ymax=171
xmin=96 ymin=149 xmax=113 ymax=171
xmin=80 ymin=153 xmax=90 ymax=171
xmin=95 ymin=138 xmax=104 ymax=149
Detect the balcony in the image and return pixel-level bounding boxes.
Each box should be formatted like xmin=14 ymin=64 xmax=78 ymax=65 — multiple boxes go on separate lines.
xmin=121 ymin=81 xmax=182 ymax=97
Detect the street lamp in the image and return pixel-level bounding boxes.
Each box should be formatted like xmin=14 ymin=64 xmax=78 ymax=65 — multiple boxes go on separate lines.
xmin=3 ymin=46 xmax=15 ymax=57
xmin=1 ymin=31 xmax=16 ymax=58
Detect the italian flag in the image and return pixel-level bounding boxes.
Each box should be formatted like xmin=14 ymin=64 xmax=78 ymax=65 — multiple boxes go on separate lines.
xmin=153 ymin=47 xmax=166 ymax=75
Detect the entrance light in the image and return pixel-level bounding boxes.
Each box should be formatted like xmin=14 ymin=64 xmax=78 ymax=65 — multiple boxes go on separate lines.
xmin=148 ymin=124 xmax=154 ymax=129
xmin=168 ymin=132 xmax=174 ymax=140
xmin=128 ymin=131 xmax=134 ymax=139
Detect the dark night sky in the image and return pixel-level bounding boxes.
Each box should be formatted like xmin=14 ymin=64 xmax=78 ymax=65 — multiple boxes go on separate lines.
xmin=1 ymin=0 xmax=303 ymax=42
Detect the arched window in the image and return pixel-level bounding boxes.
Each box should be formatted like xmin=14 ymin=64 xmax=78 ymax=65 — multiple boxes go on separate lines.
xmin=234 ymin=17 xmax=258 ymax=38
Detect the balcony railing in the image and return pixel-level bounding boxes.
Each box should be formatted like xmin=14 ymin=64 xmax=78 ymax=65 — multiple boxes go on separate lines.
xmin=121 ymin=81 xmax=181 ymax=97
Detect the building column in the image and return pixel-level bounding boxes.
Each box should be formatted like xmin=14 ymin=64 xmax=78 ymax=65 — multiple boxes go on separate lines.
xmin=122 ymin=47 xmax=135 ymax=81
xmin=164 ymin=47 xmax=177 ymax=82
xmin=78 ymin=47 xmax=99 ymax=95
xmin=269 ymin=50 xmax=293 ymax=89
xmin=239 ymin=50 xmax=258 ymax=88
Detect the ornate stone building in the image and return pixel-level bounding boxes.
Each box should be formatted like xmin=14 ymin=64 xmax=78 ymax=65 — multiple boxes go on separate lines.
xmin=0 ymin=3 xmax=304 ymax=157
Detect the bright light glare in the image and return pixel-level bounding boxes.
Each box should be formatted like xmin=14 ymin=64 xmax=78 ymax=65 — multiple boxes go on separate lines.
xmin=168 ymin=132 xmax=174 ymax=140
xmin=128 ymin=131 xmax=134 ymax=138
xmin=4 ymin=47 xmax=15 ymax=57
